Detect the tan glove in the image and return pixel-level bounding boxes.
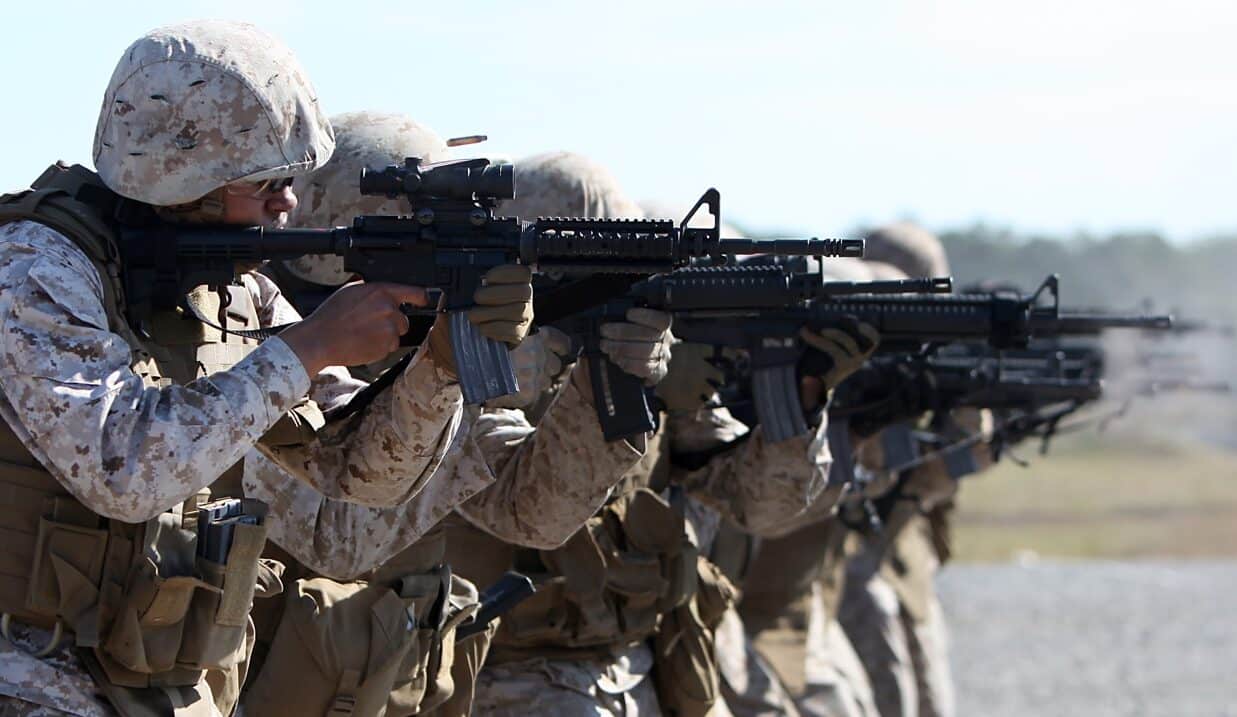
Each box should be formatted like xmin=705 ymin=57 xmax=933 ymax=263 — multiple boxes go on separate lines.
xmin=486 ymin=326 xmax=574 ymax=409
xmin=799 ymin=320 xmax=880 ymax=390
xmin=599 ymin=308 xmax=673 ymax=385
xmin=468 ymin=264 xmax=534 ymax=345
xmin=655 ymin=340 xmax=724 ymax=413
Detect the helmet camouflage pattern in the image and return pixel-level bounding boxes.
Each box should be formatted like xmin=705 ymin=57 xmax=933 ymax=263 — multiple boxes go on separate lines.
xmin=94 ymin=19 xmax=335 ymax=206
xmin=862 ymin=222 xmax=951 ymax=278
xmin=285 ymin=111 xmax=451 ymax=286
xmin=501 ymin=151 xmax=643 ymax=220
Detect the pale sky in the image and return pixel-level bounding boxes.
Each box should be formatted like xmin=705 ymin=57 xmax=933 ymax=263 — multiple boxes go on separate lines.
xmin=4 ymin=0 xmax=1235 ymax=241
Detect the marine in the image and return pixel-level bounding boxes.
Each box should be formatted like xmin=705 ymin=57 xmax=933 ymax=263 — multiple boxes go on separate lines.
xmin=0 ymin=21 xmax=534 ymax=716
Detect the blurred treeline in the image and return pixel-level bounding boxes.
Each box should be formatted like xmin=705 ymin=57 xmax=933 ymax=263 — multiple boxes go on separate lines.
xmin=937 ymin=225 xmax=1237 ymax=450
xmin=937 ymin=225 xmax=1237 ymax=321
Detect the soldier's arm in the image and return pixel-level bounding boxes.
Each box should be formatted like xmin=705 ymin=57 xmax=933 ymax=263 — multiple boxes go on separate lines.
xmin=244 ymin=270 xmax=465 ymax=507
xmin=454 ymin=368 xmax=646 ymax=549
xmin=0 ymin=222 xmax=313 ymax=523
xmin=240 ymin=417 xmax=496 ymax=579
xmin=670 ymin=405 xmax=841 ymax=537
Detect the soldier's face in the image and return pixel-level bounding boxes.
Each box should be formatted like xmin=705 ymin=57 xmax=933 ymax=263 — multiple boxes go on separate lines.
xmin=222 ymin=185 xmax=299 ymax=227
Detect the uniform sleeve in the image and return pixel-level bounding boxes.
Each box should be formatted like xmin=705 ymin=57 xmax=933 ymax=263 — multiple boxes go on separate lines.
xmin=455 ymin=369 xmax=645 ymax=549
xmin=0 ymin=222 xmax=311 ymax=523
xmin=244 ymin=269 xmax=465 ymax=507
xmin=242 ymin=413 xmax=494 ymax=578
xmin=669 ymin=405 xmax=840 ymax=538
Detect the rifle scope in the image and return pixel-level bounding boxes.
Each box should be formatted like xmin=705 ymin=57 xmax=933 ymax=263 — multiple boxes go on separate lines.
xmin=359 ymin=157 xmax=515 ymax=201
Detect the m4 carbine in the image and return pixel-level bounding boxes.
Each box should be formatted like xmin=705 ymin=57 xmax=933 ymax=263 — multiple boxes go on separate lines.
xmin=551 ymin=264 xmax=951 ymax=442
xmin=117 ymin=157 xmax=861 ymax=404
xmin=671 ymin=274 xmax=1166 ymax=441
xmin=830 ymin=350 xmax=1104 ymax=437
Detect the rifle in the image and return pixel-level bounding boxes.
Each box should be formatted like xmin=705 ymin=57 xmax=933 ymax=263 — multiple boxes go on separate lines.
xmin=670 ymin=274 xmax=1162 ymax=441
xmin=116 ymin=157 xmax=861 ymax=404
xmin=828 ymin=348 xmax=1104 ymax=438
xmin=549 ymin=264 xmax=952 ymax=441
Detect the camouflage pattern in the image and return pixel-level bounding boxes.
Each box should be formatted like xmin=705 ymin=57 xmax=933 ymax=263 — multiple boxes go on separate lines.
xmin=839 ymin=562 xmax=918 ymax=717
xmin=0 ymin=223 xmax=464 ymax=518
xmin=0 ymin=220 xmax=466 ymax=711
xmin=501 ymin=151 xmax=644 ymax=220
xmin=860 ymin=223 xmax=950 ymax=279
xmin=248 ymin=372 xmax=642 ymax=577
xmin=669 ymin=406 xmax=841 ymax=538
xmin=94 ymin=20 xmax=334 ymax=206
xmin=800 ymin=581 xmax=880 ymax=717
xmin=485 ymin=326 xmax=572 ymax=410
xmin=472 ymin=645 xmax=661 ymax=716
xmin=715 ymin=607 xmax=802 ymax=717
xmin=0 ymin=625 xmax=114 ymax=716
xmin=284 ymin=111 xmax=451 ymax=286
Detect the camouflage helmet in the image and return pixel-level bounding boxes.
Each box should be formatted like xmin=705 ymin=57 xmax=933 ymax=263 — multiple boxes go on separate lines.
xmin=93 ymin=20 xmax=335 ymax=206
xmin=283 ymin=111 xmax=450 ymax=285
xmin=501 ymin=151 xmax=643 ymax=219
xmin=819 ymin=256 xmax=876 ymax=281
xmin=864 ymin=260 xmax=909 ymax=280
xmin=862 ymin=222 xmax=950 ymax=278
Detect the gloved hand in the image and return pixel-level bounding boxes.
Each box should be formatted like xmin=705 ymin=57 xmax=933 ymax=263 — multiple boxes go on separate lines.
xmin=800 ymin=319 xmax=880 ymax=389
xmin=654 ymin=340 xmax=724 ymax=413
xmin=486 ymin=326 xmax=574 ymax=409
xmin=468 ymin=264 xmax=534 ymax=346
xmin=599 ymin=308 xmax=673 ymax=386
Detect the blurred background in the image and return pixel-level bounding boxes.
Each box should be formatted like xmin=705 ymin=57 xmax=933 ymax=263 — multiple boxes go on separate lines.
xmin=4 ymin=4 xmax=1236 ymax=710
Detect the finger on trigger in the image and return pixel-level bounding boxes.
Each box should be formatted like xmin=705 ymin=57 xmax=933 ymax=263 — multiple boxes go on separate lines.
xmin=625 ymin=307 xmax=672 ymax=332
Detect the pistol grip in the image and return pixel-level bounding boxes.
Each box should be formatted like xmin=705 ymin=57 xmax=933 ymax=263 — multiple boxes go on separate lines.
xmin=753 ymin=362 xmax=809 ymax=443
xmin=450 ymin=311 xmax=519 ymax=405
xmin=588 ymin=351 xmax=657 ymax=442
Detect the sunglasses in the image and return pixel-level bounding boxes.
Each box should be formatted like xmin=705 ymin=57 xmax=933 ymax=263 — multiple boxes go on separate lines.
xmin=225 ymin=176 xmax=296 ymax=198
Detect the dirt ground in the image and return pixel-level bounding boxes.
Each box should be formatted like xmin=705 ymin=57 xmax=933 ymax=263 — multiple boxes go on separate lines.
xmin=951 ymin=432 xmax=1237 ymax=562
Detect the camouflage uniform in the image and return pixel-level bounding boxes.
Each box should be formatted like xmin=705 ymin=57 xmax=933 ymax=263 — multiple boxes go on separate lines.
xmin=836 ymin=224 xmax=965 ymax=717
xmin=452 ymin=154 xmax=842 ymax=717
xmin=236 ymin=116 xmax=646 ymax=715
xmin=0 ymin=22 xmax=468 ymax=716
xmin=732 ymin=259 xmax=881 ymax=717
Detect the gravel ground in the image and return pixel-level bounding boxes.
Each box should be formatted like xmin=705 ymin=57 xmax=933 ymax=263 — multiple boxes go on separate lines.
xmin=938 ymin=560 xmax=1237 ymax=717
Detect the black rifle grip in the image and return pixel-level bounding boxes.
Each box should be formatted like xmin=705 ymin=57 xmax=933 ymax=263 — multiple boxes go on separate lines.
xmin=450 ymin=311 xmax=519 ymax=405
xmin=588 ymin=352 xmax=657 ymax=442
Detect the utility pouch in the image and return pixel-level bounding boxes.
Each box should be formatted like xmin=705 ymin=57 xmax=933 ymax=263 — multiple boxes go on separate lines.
xmin=624 ymin=488 xmax=695 ymax=613
xmin=651 ymin=597 xmax=721 ymax=717
xmin=24 ymin=513 xmax=109 ymax=642
xmin=693 ymin=557 xmax=738 ymax=630
xmin=99 ymin=511 xmax=205 ymax=684
xmin=244 ymin=566 xmax=471 ymax=717
xmin=97 ymin=499 xmax=270 ymax=687
xmin=177 ymin=500 xmax=269 ymax=670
